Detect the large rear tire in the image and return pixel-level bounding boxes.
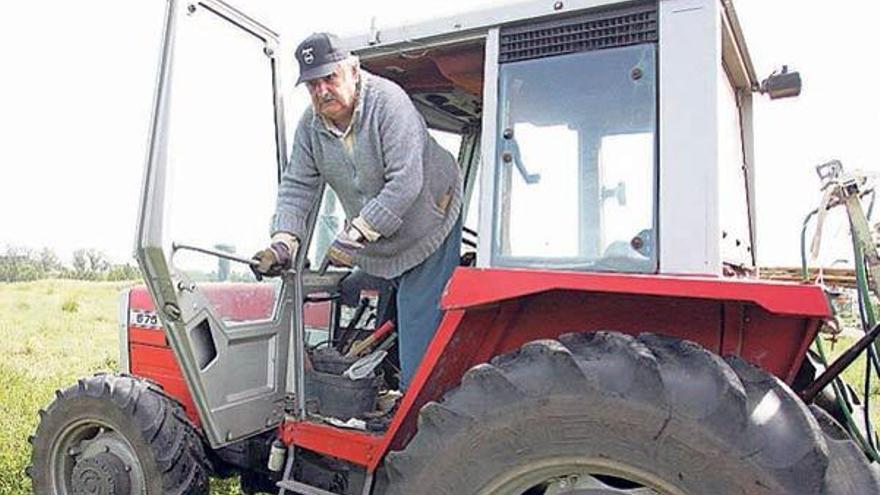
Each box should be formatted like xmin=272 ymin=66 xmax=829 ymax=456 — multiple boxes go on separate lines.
xmin=810 ymin=405 xmax=880 ymax=494
xmin=383 ymin=332 xmax=880 ymax=494
xmin=28 ymin=373 xmax=210 ymax=495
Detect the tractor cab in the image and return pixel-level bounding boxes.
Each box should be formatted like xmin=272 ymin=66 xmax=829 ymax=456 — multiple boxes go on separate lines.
xmin=342 ymin=0 xmax=789 ymax=277
xmin=353 ymin=18 xmax=659 ymax=273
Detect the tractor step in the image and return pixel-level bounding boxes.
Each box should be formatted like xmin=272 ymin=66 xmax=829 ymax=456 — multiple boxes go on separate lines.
xmin=277 ymin=479 xmax=343 ymax=495
xmin=276 ymin=444 xmax=375 ymax=495
xmin=277 ymin=475 xmax=375 ymax=495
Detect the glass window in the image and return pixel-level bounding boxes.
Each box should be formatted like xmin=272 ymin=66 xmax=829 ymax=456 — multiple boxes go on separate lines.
xmin=464 ymin=166 xmax=480 ymax=235
xmin=307 ymin=188 xmax=344 ymax=269
xmin=429 ymin=129 xmax=462 ymax=158
xmin=162 ymin=9 xmax=281 ymax=323
xmin=494 ymin=44 xmax=657 ymax=272
xmin=430 ymin=128 xmax=482 ymax=252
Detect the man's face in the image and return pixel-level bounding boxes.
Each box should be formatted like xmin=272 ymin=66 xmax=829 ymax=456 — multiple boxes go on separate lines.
xmin=306 ymin=63 xmax=358 ymax=123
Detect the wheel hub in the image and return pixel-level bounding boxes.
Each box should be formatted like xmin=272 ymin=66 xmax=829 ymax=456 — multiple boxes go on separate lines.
xmin=51 ymin=421 xmax=146 ymax=495
xmin=545 ymin=474 xmax=660 ymax=495
xmin=71 ymin=451 xmax=131 ymax=495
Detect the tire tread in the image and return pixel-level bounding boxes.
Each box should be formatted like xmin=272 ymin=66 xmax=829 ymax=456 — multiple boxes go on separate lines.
xmin=29 ymin=373 xmax=209 ymax=494
xmin=383 ymin=332 xmax=877 ymax=495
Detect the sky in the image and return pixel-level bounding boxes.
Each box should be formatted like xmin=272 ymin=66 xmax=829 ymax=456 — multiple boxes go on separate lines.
xmin=1 ymin=0 xmax=878 ymax=269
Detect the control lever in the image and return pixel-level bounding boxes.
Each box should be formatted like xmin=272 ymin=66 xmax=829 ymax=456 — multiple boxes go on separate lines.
xmin=172 ymin=242 xmax=259 ymax=267
xmin=501 ymin=128 xmax=541 ymax=184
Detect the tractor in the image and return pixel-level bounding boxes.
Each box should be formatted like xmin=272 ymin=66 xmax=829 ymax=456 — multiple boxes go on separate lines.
xmin=28 ymin=0 xmax=880 ymax=493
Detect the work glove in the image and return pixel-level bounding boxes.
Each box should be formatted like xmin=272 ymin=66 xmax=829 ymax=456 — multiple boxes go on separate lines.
xmin=326 ymin=225 xmax=366 ymax=268
xmin=251 ymin=240 xmax=294 ymax=281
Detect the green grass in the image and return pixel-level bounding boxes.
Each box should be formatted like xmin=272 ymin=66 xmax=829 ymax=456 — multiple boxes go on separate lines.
xmin=0 ymin=280 xmax=240 ymax=494
xmin=3 ymin=280 xmax=879 ymax=493
xmin=825 ymin=333 xmax=880 ymax=435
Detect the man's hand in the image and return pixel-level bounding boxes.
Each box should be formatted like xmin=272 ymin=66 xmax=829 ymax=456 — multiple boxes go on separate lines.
xmin=251 ymin=241 xmax=293 ymax=280
xmin=326 ymin=226 xmax=366 ymax=268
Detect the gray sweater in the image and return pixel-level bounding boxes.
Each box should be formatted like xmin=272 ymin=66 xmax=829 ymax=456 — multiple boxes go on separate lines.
xmin=271 ymin=72 xmax=462 ymax=279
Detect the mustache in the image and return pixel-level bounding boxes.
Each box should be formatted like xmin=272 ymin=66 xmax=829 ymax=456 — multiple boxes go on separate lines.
xmin=318 ymin=94 xmax=335 ymax=104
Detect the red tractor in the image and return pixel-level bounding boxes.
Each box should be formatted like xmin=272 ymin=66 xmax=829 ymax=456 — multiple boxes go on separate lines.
xmin=29 ymin=0 xmax=880 ymax=493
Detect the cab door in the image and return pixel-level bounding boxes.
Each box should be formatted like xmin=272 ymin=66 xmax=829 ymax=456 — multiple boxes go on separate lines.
xmin=135 ymin=0 xmax=296 ymax=447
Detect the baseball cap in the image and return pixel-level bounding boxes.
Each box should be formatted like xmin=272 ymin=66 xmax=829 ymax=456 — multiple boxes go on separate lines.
xmin=295 ymin=33 xmax=350 ymax=85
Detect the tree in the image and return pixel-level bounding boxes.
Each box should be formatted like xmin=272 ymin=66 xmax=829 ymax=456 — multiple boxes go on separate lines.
xmin=0 ymin=245 xmax=44 ymax=282
xmin=72 ymin=249 xmax=89 ymax=276
xmin=106 ymin=263 xmax=142 ymax=281
xmin=86 ymin=250 xmax=110 ymax=273
xmin=38 ymin=248 xmax=61 ymax=275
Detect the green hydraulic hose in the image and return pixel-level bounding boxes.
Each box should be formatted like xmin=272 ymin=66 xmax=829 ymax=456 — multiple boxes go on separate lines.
xmin=800 ymin=210 xmax=819 ymax=281
xmin=858 ymin=192 xmax=880 ymax=375
xmin=853 ymin=266 xmax=878 ymax=451
xmin=814 ymin=336 xmax=880 ymax=461
xmin=849 ymin=235 xmax=880 ymax=453
xmin=800 ymin=204 xmax=880 ymax=460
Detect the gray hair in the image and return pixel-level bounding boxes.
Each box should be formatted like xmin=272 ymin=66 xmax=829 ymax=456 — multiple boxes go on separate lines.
xmin=339 ymin=54 xmax=360 ymax=72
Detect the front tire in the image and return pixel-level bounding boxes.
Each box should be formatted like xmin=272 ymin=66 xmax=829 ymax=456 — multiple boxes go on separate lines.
xmin=383 ymin=332 xmax=880 ymax=494
xmin=28 ymin=374 xmax=210 ymax=494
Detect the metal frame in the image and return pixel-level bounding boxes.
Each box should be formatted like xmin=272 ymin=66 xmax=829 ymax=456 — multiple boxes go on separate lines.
xmin=477 ymin=28 xmax=500 ymax=267
xmin=458 ymin=127 xmax=482 ymax=230
xmin=287 ymin=188 xmax=328 ymax=421
xmin=346 ymin=0 xmax=633 ymax=56
xmin=117 ymin=288 xmax=132 ymax=373
xmin=658 ymin=0 xmax=722 ymax=275
xmin=346 ymin=0 xmax=758 ymax=80
xmin=725 ymin=10 xmax=759 ymax=267
xmin=739 ymin=90 xmax=757 ymax=265
xmin=656 ymin=0 xmax=761 ymax=274
xmin=135 ymin=0 xmax=295 ymax=448
xmin=720 ymin=2 xmax=757 ymax=266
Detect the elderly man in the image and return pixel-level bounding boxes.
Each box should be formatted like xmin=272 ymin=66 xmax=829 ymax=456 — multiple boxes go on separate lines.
xmin=253 ymin=33 xmax=462 ymax=390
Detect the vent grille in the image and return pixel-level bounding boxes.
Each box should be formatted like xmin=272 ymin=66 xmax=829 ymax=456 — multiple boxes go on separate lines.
xmin=500 ymin=3 xmax=658 ymax=63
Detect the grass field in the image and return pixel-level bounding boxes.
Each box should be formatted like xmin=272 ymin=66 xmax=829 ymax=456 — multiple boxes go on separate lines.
xmin=0 ymin=280 xmax=239 ymax=494
xmin=827 ymin=332 xmax=880 ymax=437
xmin=1 ymin=280 xmax=879 ymax=494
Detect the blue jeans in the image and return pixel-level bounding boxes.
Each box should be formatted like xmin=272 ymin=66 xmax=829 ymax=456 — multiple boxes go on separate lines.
xmin=394 ymin=218 xmax=461 ymax=389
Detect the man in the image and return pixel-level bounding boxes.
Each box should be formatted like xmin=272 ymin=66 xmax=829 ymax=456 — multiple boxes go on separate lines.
xmin=253 ymin=33 xmax=462 ymax=390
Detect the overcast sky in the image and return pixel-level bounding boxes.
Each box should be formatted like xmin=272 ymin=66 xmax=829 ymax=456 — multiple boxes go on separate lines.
xmin=1 ymin=0 xmax=878 ymax=268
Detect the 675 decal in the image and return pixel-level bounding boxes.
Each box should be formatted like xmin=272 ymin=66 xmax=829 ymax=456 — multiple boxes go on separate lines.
xmin=130 ymin=310 xmax=161 ymax=329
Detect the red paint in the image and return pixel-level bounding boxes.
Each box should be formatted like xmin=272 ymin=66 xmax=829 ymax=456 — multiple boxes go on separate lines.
xmin=127 ymin=268 xmax=832 ymax=474
xmin=129 ymin=327 xmax=165 ymax=347
xmin=279 ymin=421 xmax=384 ymax=466
xmin=442 ymin=267 xmax=831 ymax=317
xmin=129 ymin=284 xmax=330 ymax=326
xmin=129 ymin=287 xmax=155 ymax=310
xmin=129 ymin=343 xmax=200 ymax=426
xmin=126 ymin=285 xmax=330 ymax=424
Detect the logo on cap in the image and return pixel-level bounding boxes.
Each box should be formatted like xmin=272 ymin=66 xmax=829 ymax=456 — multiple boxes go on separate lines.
xmin=302 ymin=47 xmax=315 ymax=65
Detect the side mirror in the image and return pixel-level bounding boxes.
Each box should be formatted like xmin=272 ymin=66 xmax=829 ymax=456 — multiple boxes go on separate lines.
xmin=760 ymin=65 xmax=801 ymax=100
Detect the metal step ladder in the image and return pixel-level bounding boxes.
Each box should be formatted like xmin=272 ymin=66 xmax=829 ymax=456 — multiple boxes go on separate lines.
xmin=277 ymin=446 xmax=375 ymax=495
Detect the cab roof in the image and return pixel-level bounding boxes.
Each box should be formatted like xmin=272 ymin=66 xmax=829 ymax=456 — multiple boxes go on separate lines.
xmin=340 ymin=0 xmax=757 ymax=89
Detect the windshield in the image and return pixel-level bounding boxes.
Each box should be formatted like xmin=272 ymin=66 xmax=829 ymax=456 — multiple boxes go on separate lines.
xmin=493 ymin=44 xmax=657 ymax=272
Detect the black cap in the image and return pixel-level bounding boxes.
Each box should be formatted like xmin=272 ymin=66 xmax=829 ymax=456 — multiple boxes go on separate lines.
xmin=295 ymin=33 xmax=349 ymax=86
